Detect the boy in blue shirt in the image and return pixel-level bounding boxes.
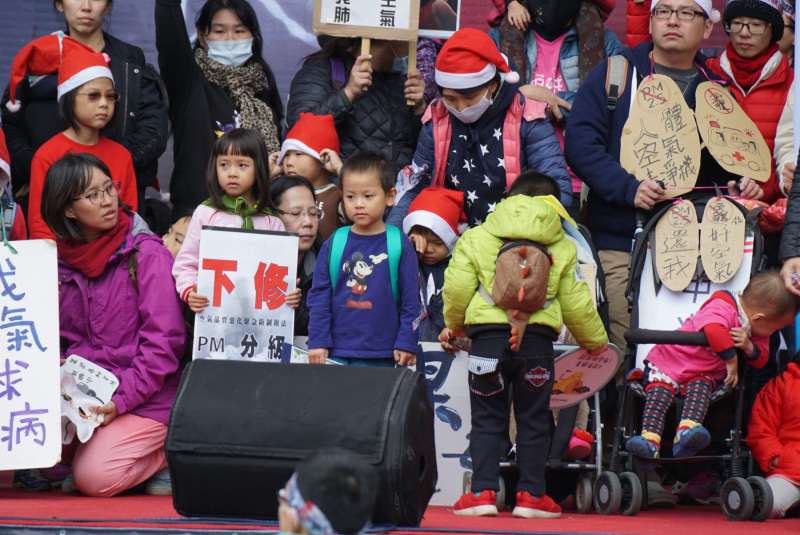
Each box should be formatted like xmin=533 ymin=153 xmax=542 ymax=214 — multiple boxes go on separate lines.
xmin=308 ymin=153 xmax=421 ymax=366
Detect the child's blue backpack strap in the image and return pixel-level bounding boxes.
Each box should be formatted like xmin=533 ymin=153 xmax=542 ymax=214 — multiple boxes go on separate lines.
xmin=328 ymin=225 xmax=402 ymax=303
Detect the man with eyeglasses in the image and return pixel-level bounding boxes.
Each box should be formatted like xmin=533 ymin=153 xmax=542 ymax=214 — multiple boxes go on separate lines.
xmin=564 ymin=0 xmax=736 ymax=352
xmin=707 ymin=0 xmax=791 ymax=203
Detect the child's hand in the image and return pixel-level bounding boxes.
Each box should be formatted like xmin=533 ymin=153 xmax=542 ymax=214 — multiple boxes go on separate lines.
xmin=518 ymin=84 xmax=571 ymax=122
xmin=268 ymin=151 xmax=283 ymax=178
xmin=320 ymin=149 xmax=343 ymax=175
xmin=187 ymin=287 xmax=210 ymax=313
xmin=588 ymin=343 xmax=608 ymax=356
xmin=438 ymin=327 xmax=465 ymax=352
xmin=404 ymin=69 xmax=426 ymax=115
xmin=507 ymin=0 xmax=531 ymax=31
xmin=409 ymin=230 xmax=428 ymax=255
xmin=308 ymin=348 xmax=329 ymax=364
xmin=394 ymin=349 xmax=416 ymax=366
xmin=285 ymin=288 xmax=302 ymax=309
xmin=724 ymin=357 xmax=739 ymax=388
xmin=92 ymin=401 xmax=118 ymax=427
xmin=730 ymin=328 xmax=754 ymax=356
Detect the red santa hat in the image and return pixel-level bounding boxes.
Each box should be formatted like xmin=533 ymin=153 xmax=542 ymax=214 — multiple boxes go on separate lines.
xmin=57 ymin=40 xmax=113 ymax=102
xmin=0 ymin=130 xmax=10 ymax=182
xmin=279 ymin=112 xmax=340 ymax=164
xmin=402 ymin=187 xmax=464 ymax=251
xmin=435 ymin=28 xmax=520 ymax=90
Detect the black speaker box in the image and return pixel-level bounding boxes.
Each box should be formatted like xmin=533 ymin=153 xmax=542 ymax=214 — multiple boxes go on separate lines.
xmin=166 ymin=359 xmax=437 ymax=525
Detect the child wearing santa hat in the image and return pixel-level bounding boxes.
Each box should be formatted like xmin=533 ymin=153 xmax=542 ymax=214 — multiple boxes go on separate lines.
xmin=388 ymin=28 xmax=571 ymax=231
xmin=12 ymin=33 xmax=138 ymax=240
xmin=403 ymin=187 xmax=463 ymax=342
xmin=271 ymin=112 xmax=344 ymax=241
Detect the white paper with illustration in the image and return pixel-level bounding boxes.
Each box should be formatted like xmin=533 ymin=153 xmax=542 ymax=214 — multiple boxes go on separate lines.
xmin=60 ymin=355 xmax=119 ymax=444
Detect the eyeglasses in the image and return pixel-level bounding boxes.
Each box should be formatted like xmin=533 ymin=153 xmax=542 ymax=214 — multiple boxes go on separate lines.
xmin=276 ymin=207 xmax=323 ymax=220
xmin=725 ymin=20 xmax=769 ymax=34
xmin=76 ymin=90 xmax=120 ymax=103
xmin=74 ymin=181 xmax=121 ymax=205
xmin=652 ymin=7 xmax=707 ymax=21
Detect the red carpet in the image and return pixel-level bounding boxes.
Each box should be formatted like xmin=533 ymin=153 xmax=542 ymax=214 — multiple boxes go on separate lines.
xmin=0 ymin=489 xmax=799 ymax=534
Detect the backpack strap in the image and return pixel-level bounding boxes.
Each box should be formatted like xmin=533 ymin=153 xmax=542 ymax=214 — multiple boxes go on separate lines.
xmin=329 ymin=57 xmax=347 ymax=91
xmin=605 ymin=55 xmax=629 ymax=111
xmin=386 ymin=225 xmax=402 ymax=304
xmin=429 ymin=100 xmax=453 ymax=188
xmin=502 ymin=95 xmax=525 ymax=191
xmin=328 ymin=225 xmax=351 ymax=290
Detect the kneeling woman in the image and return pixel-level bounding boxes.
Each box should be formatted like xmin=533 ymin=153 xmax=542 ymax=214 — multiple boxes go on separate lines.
xmin=41 ymin=153 xmax=186 ymax=497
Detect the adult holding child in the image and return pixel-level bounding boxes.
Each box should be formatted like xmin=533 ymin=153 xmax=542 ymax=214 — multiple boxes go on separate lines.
xmin=155 ymin=0 xmax=283 ymax=217
xmin=41 ymin=153 xmax=185 ymax=497
xmin=2 ymin=0 xmax=167 ymax=210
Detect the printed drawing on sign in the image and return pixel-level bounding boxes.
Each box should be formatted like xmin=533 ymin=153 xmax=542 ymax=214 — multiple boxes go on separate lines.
xmin=620 ymin=74 xmax=701 ymax=198
xmin=695 ymin=81 xmax=771 ymax=183
xmin=193 ymin=227 xmax=298 ymax=362
xmin=418 ymin=0 xmax=461 ymax=38
xmin=0 ymin=241 xmax=61 ymax=471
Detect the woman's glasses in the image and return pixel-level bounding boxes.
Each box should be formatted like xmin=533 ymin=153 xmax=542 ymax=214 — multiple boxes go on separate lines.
xmin=277 ymin=207 xmax=323 ymax=220
xmin=74 ymin=181 xmax=121 ymax=205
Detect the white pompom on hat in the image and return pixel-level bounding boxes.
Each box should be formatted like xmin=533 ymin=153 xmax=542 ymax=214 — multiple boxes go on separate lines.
xmin=434 ymin=28 xmax=520 ymax=90
xmin=651 ymin=0 xmax=722 ymax=23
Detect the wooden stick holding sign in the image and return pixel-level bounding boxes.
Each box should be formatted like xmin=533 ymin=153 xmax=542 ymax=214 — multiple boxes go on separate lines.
xmin=406 ymin=38 xmax=418 ymax=107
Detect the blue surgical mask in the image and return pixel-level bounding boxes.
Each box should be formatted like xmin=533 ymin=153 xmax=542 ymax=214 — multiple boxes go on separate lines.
xmin=442 ymin=88 xmax=493 ymax=124
xmin=207 ymin=38 xmax=253 ymax=67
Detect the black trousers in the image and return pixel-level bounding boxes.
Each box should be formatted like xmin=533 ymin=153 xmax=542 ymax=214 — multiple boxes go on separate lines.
xmin=468 ymin=327 xmax=554 ymax=496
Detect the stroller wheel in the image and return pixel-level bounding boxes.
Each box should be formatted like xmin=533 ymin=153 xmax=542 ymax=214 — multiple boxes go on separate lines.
xmin=721 ymin=477 xmax=754 ymax=521
xmin=619 ymin=472 xmax=643 ymax=516
xmin=747 ymin=476 xmax=773 ymax=522
xmin=593 ymin=471 xmax=622 ymax=515
xmin=575 ymin=474 xmax=593 ymax=514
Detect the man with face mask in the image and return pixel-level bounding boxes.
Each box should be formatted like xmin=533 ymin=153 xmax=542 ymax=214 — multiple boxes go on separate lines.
xmin=565 ymin=0 xmax=752 ymax=353
xmin=388 ymin=28 xmax=571 ymax=229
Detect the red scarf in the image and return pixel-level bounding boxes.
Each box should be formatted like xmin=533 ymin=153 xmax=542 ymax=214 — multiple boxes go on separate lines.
xmin=726 ymin=42 xmax=779 ymax=91
xmin=57 ymin=210 xmax=131 ymax=278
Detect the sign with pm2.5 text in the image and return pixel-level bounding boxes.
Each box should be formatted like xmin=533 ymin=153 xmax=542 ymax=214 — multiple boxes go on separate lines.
xmin=193 ymin=227 xmax=298 ymax=363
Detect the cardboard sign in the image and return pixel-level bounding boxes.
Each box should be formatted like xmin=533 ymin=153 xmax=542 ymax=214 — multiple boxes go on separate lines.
xmin=418 ymin=0 xmax=460 ymax=39
xmin=695 ymin=81 xmax=771 ymax=183
xmin=313 ymin=0 xmax=420 ymax=41
xmin=621 ymin=74 xmax=701 ymax=197
xmin=551 ymin=345 xmax=621 ymax=409
xmin=193 ymin=227 xmax=298 ymax=362
xmin=700 ymin=197 xmax=746 ymax=284
xmin=0 ymin=240 xmax=61 ymax=470
xmin=654 ymin=199 xmax=700 ymax=292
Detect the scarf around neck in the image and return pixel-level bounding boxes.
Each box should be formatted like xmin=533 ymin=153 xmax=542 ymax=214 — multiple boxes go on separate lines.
xmin=726 ymin=42 xmax=779 ymax=91
xmin=194 ymin=47 xmax=281 ymax=153
xmin=57 ymin=209 xmax=131 ymax=279
xmin=204 ymin=195 xmax=270 ymax=230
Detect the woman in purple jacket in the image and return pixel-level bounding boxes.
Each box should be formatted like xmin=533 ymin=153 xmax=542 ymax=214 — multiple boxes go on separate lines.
xmin=40 ymin=153 xmax=186 ymax=497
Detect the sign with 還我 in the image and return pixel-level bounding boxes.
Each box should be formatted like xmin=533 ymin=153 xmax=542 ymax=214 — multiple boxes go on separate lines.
xmin=313 ymin=0 xmax=420 ymax=41
xmin=193 ymin=227 xmax=298 ymax=362
xmin=0 ymin=240 xmax=61 ymax=470
xmin=654 ymin=199 xmax=699 ymax=292
xmin=621 ymin=74 xmax=701 ymax=197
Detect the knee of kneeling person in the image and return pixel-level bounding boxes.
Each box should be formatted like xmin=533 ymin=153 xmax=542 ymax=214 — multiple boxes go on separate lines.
xmin=73 ymin=465 xmax=125 ymax=497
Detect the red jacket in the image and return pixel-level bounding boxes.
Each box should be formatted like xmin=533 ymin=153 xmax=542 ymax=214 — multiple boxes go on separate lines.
xmin=706 ymin=49 xmax=794 ymax=204
xmin=748 ymin=362 xmax=800 ymax=484
xmin=627 ymin=0 xmax=652 ymax=47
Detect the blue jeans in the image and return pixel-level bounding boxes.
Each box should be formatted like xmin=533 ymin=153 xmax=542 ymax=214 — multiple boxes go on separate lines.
xmin=330 ymin=357 xmax=396 ymax=367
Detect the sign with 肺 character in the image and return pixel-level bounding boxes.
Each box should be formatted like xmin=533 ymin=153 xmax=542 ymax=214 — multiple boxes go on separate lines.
xmin=314 ymin=0 xmax=420 ymax=41
xmin=192 ymin=227 xmax=299 ymax=363
xmin=0 ymin=240 xmax=61 ymax=470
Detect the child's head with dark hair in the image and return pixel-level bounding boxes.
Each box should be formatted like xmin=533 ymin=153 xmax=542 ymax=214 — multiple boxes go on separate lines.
xmin=507 ymin=170 xmax=561 ymax=198
xmin=42 ymin=152 xmax=119 ymax=242
xmin=741 ymin=270 xmax=799 ymax=338
xmin=340 ymin=152 xmax=396 ymax=234
xmin=207 ymin=128 xmax=272 ymax=211
xmin=279 ymin=449 xmax=378 ymax=535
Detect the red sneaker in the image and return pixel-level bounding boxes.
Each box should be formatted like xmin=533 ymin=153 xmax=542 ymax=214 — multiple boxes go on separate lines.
xmin=452 ymin=490 xmax=498 ymax=516
xmin=512 ymin=491 xmax=562 ymax=518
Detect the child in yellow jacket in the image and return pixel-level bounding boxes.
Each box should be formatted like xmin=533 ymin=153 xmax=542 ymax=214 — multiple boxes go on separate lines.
xmin=440 ymin=170 xmax=607 ymax=519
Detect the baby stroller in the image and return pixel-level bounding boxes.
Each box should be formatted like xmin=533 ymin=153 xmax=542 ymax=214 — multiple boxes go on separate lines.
xmin=598 ymin=193 xmax=773 ymax=521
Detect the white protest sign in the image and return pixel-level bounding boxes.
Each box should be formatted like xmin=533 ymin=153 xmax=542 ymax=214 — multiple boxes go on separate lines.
xmin=60 ymin=355 xmax=119 ymax=444
xmin=0 ymin=240 xmax=61 ymax=470
xmin=193 ymin=227 xmax=298 ymax=362
xmin=313 ymin=0 xmax=420 ymax=41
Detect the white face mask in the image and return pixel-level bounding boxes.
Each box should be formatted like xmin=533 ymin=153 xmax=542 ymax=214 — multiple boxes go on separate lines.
xmin=442 ymin=88 xmax=493 ymax=124
xmin=207 ymin=38 xmax=254 ymax=67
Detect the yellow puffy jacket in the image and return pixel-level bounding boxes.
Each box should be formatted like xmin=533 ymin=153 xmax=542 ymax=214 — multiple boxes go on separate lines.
xmin=443 ymin=195 xmax=607 ymax=351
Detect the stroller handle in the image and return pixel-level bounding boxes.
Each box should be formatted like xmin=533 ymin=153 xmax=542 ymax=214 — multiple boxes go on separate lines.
xmin=624 ymin=329 xmax=708 ymax=347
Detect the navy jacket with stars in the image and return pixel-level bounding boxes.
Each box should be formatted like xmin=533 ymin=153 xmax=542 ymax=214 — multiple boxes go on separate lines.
xmin=388 ymin=81 xmax=571 ymax=228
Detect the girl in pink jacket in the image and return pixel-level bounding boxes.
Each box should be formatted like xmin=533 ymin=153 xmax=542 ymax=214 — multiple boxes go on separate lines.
xmin=173 ymin=129 xmax=286 ymax=312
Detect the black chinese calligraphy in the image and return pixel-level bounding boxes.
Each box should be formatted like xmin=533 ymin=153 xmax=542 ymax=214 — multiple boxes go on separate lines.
xmin=654 ymin=199 xmax=699 ymax=292
xmin=700 ymin=197 xmax=745 ymax=284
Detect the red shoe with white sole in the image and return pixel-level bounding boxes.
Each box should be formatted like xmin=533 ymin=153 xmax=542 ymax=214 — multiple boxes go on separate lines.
xmin=512 ymin=491 xmax=562 ymax=518
xmin=452 ymin=490 xmax=498 ymax=516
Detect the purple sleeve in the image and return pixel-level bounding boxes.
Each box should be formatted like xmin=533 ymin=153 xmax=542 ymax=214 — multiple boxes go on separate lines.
xmin=394 ymin=235 xmax=422 ymax=353
xmin=307 ymin=238 xmax=334 ymax=350
xmin=112 ymin=241 xmax=186 ymax=415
